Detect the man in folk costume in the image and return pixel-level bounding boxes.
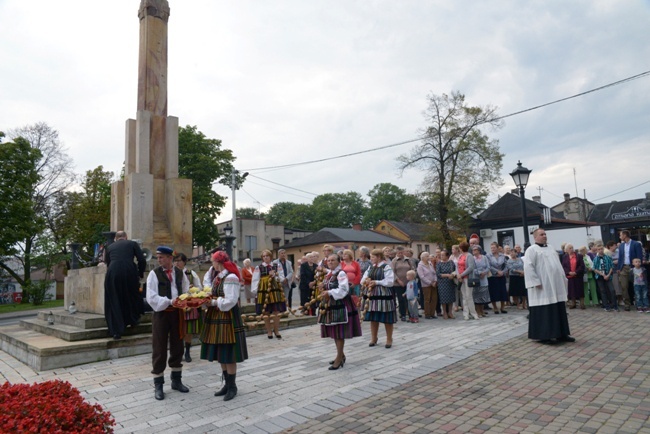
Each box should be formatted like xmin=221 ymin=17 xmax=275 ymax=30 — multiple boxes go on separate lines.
xmin=524 ymin=229 xmax=576 ymax=345
xmin=200 ymin=251 xmax=248 ymax=401
xmin=146 ymin=246 xmax=190 ymax=400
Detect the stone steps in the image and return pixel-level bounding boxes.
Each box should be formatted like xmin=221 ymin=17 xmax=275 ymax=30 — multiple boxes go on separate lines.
xmin=0 ymin=306 xmax=317 ymax=370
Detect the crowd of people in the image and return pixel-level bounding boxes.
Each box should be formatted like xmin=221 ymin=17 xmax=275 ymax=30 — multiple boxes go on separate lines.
xmin=102 ymin=229 xmax=650 ymax=401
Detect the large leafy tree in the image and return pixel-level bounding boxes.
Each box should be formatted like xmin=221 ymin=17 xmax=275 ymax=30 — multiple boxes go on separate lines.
xmin=237 ymin=207 xmax=264 ymax=219
xmin=2 ymin=123 xmax=75 ymax=289
xmin=178 ymin=125 xmax=236 ymax=249
xmin=0 ymin=134 xmax=42 ymax=283
xmin=47 ymin=166 xmax=113 ymax=261
xmin=311 ymin=192 xmax=367 ymax=230
xmin=399 ymin=91 xmax=504 ymax=248
xmin=265 ymin=201 xmax=314 ymax=229
xmin=365 ymin=183 xmax=418 ymax=228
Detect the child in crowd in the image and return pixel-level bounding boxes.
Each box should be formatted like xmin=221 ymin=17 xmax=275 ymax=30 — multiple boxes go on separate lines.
xmin=632 ymin=258 xmax=648 ymax=312
xmin=405 ymin=270 xmax=420 ymax=323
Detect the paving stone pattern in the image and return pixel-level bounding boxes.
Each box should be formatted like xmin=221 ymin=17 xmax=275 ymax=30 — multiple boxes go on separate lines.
xmin=1 ymin=309 xmax=648 ymax=433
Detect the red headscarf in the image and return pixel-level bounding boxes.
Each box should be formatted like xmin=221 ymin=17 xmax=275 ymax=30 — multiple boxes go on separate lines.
xmin=212 ymin=251 xmax=241 ymax=279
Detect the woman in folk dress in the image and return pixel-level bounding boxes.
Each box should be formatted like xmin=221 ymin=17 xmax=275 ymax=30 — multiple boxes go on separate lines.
xmin=362 ymin=248 xmax=397 ymax=348
xmin=251 ymin=249 xmax=287 ymax=339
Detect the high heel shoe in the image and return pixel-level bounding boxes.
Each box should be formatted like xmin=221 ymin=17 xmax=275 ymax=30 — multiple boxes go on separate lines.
xmin=328 ymin=358 xmax=345 ymax=370
xmin=274 ymin=332 xmax=282 ymax=339
xmin=329 ymin=355 xmax=346 ymax=365
xmin=267 ymin=334 xmax=273 ymax=339
xmin=369 ymin=340 xmax=378 ymax=347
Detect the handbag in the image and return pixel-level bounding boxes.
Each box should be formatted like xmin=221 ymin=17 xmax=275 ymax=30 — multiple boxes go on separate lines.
xmin=467 ymin=276 xmax=480 ymax=287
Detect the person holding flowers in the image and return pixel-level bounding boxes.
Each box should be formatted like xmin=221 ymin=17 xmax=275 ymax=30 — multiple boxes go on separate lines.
xmin=200 ymin=251 xmax=248 ymax=401
xmin=146 ymin=246 xmax=190 ymax=401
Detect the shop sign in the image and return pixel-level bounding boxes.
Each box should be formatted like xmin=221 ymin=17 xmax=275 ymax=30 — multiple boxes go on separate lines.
xmin=611 ymin=205 xmax=650 ymax=220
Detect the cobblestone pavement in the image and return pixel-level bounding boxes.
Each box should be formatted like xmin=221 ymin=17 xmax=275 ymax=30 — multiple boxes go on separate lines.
xmin=284 ymin=310 xmax=650 ymax=434
xmin=1 ymin=308 xmax=648 ymax=433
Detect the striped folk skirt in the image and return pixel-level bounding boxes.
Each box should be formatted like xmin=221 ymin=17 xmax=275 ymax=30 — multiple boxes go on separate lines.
xmin=255 ymin=276 xmax=287 ymax=314
xmin=184 ymin=307 xmax=202 ymax=335
xmin=319 ymin=296 xmax=362 ymax=340
xmin=200 ymin=304 xmax=248 ymax=364
xmin=364 ymin=286 xmax=397 ymax=324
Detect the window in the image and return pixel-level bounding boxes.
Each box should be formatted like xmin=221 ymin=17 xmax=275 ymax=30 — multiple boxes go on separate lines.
xmin=245 ymin=236 xmax=257 ymax=251
xmin=417 ymin=244 xmax=422 ymax=253
xmin=424 ymin=245 xmax=430 ymax=252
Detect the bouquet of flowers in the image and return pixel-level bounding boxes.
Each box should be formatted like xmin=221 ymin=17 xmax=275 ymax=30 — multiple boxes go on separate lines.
xmin=172 ymin=286 xmax=213 ymax=309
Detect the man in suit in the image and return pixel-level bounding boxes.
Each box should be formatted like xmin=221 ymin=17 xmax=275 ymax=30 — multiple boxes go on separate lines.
xmin=103 ymin=231 xmax=146 ymax=340
xmin=617 ymin=230 xmax=644 ymax=311
xmin=274 ymin=249 xmax=294 ymax=308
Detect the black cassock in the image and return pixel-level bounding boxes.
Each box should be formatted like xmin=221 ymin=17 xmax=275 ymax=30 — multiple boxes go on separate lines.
xmin=104 ymin=240 xmax=146 ymax=336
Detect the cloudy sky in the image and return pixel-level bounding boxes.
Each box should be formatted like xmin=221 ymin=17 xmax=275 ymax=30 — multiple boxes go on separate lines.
xmin=1 ymin=0 xmax=649 ymax=222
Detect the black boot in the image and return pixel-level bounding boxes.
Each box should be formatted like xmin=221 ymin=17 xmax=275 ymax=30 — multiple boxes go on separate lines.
xmin=154 ymin=377 xmax=164 ymax=401
xmin=214 ymin=371 xmax=229 ymax=397
xmin=184 ymin=342 xmax=192 ymax=363
xmin=224 ymin=373 xmax=237 ymax=401
xmin=170 ymin=371 xmax=189 ymax=393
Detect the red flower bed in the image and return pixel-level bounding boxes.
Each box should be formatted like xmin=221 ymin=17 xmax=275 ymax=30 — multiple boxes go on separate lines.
xmin=0 ymin=380 xmax=115 ymax=433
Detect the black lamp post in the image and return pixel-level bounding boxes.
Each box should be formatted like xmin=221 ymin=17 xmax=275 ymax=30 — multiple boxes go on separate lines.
xmin=223 ymin=225 xmax=236 ymax=259
xmin=510 ymin=161 xmax=533 ymax=250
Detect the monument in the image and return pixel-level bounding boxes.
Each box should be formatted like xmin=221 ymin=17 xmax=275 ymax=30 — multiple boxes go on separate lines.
xmin=111 ymin=0 xmax=192 ymax=257
xmin=66 ymin=0 xmax=192 ymax=315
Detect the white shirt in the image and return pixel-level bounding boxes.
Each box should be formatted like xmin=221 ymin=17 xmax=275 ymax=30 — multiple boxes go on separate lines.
xmin=211 ymin=270 xmax=239 ymax=312
xmin=146 ymin=267 xmax=190 ymax=312
xmin=524 ymin=244 xmax=568 ymax=307
xmin=251 ymin=262 xmax=285 ymax=295
xmin=183 ymin=267 xmax=202 ymax=288
xmin=361 ymin=261 xmax=395 ymax=287
xmin=325 ymin=266 xmax=350 ymax=300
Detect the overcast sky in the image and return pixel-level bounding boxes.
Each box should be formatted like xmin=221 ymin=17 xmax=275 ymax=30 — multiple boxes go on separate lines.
xmin=1 ymin=0 xmax=649 ymax=223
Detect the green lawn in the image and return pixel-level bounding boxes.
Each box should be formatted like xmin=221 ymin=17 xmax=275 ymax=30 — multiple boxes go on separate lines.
xmin=0 ymin=299 xmax=65 ymax=315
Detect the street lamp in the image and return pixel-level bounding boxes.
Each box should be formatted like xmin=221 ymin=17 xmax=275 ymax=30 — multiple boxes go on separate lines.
xmin=231 ymin=169 xmax=249 ymax=262
xmin=223 ymin=225 xmax=236 ymax=259
xmin=510 ymin=160 xmax=533 ymax=250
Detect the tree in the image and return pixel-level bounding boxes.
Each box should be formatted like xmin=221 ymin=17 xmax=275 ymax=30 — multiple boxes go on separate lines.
xmin=399 ymin=91 xmax=504 ymax=248
xmin=2 ymin=123 xmax=75 ymax=289
xmin=237 ymin=207 xmax=264 ymax=219
xmin=365 ymin=183 xmax=416 ymax=228
xmin=178 ymin=125 xmax=237 ymax=249
xmin=265 ymin=202 xmax=314 ymax=229
xmin=311 ymin=192 xmax=367 ymax=230
xmin=0 ymin=135 xmax=42 ymax=282
xmin=47 ymin=166 xmax=113 ymax=261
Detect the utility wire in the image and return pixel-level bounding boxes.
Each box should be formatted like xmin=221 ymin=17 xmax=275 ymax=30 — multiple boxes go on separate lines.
xmin=247 ymin=173 xmax=318 ymax=196
xmin=241 ymin=69 xmax=650 ymax=172
xmin=592 ymin=180 xmax=650 ymax=202
xmin=243 ymin=178 xmax=314 ymax=201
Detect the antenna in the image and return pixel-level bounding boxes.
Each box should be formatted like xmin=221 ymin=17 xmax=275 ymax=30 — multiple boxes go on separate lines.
xmin=573 ymin=168 xmax=579 ymax=197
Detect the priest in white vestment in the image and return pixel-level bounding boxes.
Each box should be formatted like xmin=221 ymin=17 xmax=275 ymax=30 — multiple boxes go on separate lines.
xmin=524 ymin=228 xmax=576 ymax=344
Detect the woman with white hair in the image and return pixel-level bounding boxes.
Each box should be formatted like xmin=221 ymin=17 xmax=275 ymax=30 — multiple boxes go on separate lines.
xmin=417 ymin=252 xmax=437 ymax=319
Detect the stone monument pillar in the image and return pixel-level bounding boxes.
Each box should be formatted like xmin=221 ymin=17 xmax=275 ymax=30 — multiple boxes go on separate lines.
xmin=111 ymin=0 xmax=192 ymax=256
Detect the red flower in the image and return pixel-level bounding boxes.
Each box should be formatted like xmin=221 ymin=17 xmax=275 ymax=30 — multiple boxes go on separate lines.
xmin=0 ymin=380 xmax=115 ymax=433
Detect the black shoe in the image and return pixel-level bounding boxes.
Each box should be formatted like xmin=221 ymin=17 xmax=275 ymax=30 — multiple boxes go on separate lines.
xmin=369 ymin=341 xmax=377 ymax=347
xmin=274 ymin=332 xmax=282 ymax=339
xmin=329 ymin=356 xmax=346 ymax=365
xmin=214 ymin=371 xmax=229 ymax=397
xmin=538 ymin=339 xmax=558 ymax=345
xmin=400 ymin=316 xmax=407 ymax=322
xmin=170 ymin=372 xmax=189 ymax=393
xmin=494 ymin=311 xmax=500 ymax=314
xmin=154 ymin=378 xmax=164 ymax=401
xmin=113 ymin=334 xmax=121 ymax=340
xmin=385 ymin=343 xmax=392 ymax=348
xmin=223 ymin=373 xmax=237 ymax=401
xmin=328 ymin=359 xmax=345 ymax=370
xmin=184 ymin=343 xmax=192 ymax=363
xmin=559 ymin=335 xmax=576 ymax=342
xmin=268 ymin=335 xmax=273 ymax=339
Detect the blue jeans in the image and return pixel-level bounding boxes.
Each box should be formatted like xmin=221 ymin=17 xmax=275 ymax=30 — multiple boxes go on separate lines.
xmin=634 ymin=284 xmax=649 ymax=308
